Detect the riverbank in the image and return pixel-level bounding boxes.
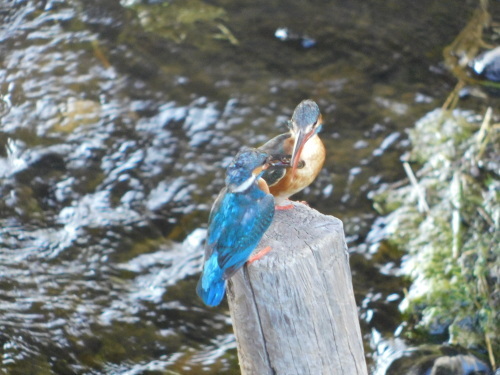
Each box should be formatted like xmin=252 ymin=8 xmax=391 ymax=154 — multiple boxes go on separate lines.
xmin=371 ymin=101 xmax=499 ymax=371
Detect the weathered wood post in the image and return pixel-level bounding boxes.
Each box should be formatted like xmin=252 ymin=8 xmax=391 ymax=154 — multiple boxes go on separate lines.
xmin=227 ymin=202 xmax=368 ymax=375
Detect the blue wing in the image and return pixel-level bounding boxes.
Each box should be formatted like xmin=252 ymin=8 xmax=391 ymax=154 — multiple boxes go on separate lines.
xmin=206 ymin=188 xmax=274 ymax=278
xmin=196 ymin=255 xmax=225 ymax=306
xmin=197 ymin=189 xmax=228 ymax=306
xmin=197 ymin=187 xmax=274 ymax=306
xmin=259 ymin=132 xmax=289 ymax=155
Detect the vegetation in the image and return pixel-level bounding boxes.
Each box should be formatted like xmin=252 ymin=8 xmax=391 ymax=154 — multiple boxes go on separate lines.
xmin=372 ymin=104 xmax=499 ymax=369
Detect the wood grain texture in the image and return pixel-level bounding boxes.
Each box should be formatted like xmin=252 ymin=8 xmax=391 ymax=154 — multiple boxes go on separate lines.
xmin=227 ymin=202 xmax=368 ymax=375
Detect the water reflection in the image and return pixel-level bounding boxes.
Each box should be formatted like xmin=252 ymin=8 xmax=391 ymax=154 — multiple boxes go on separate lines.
xmin=0 ymin=0 xmax=495 ymax=373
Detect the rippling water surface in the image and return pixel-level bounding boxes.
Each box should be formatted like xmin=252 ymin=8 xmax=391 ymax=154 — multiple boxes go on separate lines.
xmin=0 ymin=0 xmax=493 ymax=373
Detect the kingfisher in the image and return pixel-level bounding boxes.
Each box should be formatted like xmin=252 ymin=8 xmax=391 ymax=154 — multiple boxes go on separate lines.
xmin=260 ymin=99 xmax=325 ymax=208
xmin=197 ymin=149 xmax=290 ymax=307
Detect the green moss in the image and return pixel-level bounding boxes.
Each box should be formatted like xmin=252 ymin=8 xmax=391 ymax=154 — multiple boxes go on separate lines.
xmin=126 ymin=0 xmax=235 ymax=50
xmin=372 ymin=108 xmax=499 ymax=365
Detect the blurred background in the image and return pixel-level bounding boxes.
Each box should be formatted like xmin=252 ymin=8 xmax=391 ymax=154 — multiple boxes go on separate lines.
xmin=0 ymin=0 xmax=498 ymax=374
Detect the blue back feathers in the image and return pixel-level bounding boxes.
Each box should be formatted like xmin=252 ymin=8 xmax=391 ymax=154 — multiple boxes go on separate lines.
xmin=197 ymin=149 xmax=275 ymax=306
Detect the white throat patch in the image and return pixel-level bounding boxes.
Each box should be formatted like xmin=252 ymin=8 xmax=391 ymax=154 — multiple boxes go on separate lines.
xmin=232 ymin=175 xmax=256 ymax=193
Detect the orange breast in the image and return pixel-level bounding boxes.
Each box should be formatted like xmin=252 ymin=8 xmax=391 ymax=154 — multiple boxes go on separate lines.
xmin=269 ymin=134 xmax=325 ymax=199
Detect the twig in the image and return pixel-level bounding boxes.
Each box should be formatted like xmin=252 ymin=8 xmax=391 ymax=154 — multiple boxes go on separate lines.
xmin=91 ymin=40 xmax=111 ymax=69
xmin=402 ymin=162 xmax=430 ymax=214
xmin=485 ymin=332 xmax=496 ymax=371
xmin=476 ymin=107 xmax=492 ymax=161
xmin=215 ymin=23 xmax=239 ymax=45
xmin=441 ymin=81 xmax=464 ymax=111
xmin=451 ymin=172 xmax=463 ymax=259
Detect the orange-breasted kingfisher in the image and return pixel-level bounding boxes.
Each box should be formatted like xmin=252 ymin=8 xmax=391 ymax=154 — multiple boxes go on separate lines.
xmin=197 ymin=149 xmax=290 ymax=306
xmin=260 ymin=99 xmax=325 ymax=208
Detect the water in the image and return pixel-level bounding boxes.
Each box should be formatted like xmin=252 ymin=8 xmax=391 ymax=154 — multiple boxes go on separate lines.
xmin=0 ymin=0 xmax=494 ymax=373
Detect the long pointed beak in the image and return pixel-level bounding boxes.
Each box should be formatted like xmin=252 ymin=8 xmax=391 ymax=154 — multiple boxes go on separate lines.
xmin=290 ymin=129 xmax=310 ymax=179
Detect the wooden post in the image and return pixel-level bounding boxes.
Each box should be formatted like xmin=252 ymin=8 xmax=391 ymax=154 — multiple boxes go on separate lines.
xmin=227 ymin=202 xmax=368 ymax=375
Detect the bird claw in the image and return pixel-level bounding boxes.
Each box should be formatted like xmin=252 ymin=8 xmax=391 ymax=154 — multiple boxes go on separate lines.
xmin=247 ymin=246 xmax=272 ymax=264
xmin=275 ymin=204 xmax=294 ymax=210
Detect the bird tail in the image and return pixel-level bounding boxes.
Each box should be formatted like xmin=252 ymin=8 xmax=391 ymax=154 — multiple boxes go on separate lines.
xmin=196 ymin=255 xmax=226 ymax=306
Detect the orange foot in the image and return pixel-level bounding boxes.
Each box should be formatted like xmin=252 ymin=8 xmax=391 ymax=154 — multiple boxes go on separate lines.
xmin=275 ymin=204 xmax=294 ymax=210
xmin=247 ymin=246 xmax=272 ymax=264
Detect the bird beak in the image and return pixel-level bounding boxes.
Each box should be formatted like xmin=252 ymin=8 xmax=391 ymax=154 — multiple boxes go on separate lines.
xmin=290 ymin=128 xmax=312 ymax=178
xmin=266 ymin=155 xmax=293 ymax=168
